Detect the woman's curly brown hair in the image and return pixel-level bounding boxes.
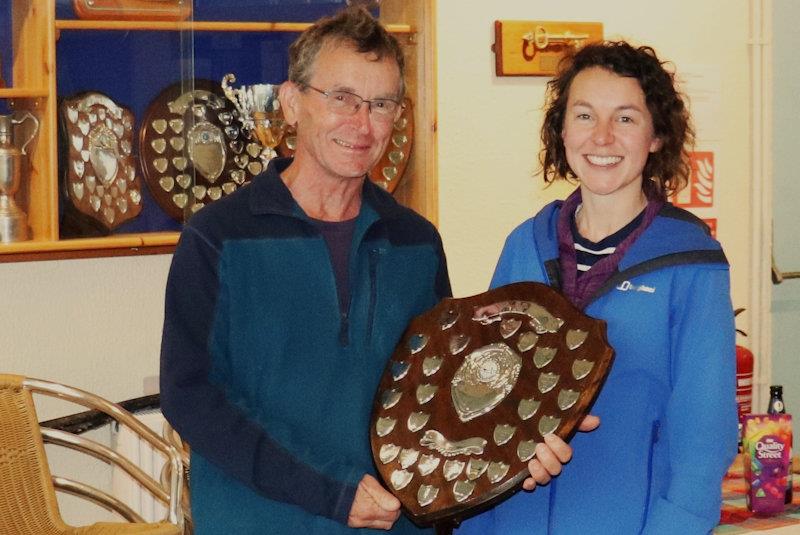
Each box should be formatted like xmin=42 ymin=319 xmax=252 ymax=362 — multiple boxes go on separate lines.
xmin=540 ymin=41 xmax=694 ymax=201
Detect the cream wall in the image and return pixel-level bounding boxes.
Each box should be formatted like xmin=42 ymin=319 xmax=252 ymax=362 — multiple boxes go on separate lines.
xmin=0 ymin=255 xmax=171 ymax=412
xmin=436 ymin=0 xmax=753 ymax=326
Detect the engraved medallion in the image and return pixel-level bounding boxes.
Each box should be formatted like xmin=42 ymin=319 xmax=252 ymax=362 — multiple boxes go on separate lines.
xmin=408 ymin=333 xmax=429 ymax=354
xmin=417 ymin=454 xmax=440 ymax=476
xmin=493 ymin=424 xmax=517 ymax=446
xmin=417 ymin=484 xmax=439 ymax=507
xmin=518 ymin=398 xmax=541 ymax=421
xmin=557 ymin=389 xmax=580 ymax=411
xmin=566 ymin=329 xmax=588 ymax=350
xmin=453 ymin=480 xmax=475 ymax=503
xmin=379 ymin=443 xmax=401 ymax=464
xmin=439 ymin=307 xmax=459 ymax=330
xmin=572 ymin=359 xmax=594 ymax=380
xmin=399 ymin=448 xmax=420 ymax=469
xmin=538 ymin=416 xmax=561 ymax=436
xmin=392 ymin=361 xmax=411 ymax=381
xmin=416 ymin=384 xmax=438 ymax=405
xmin=487 ymin=462 xmax=510 ymax=483
xmin=500 ymin=318 xmax=522 ymax=338
xmin=538 ymin=372 xmax=559 ymax=393
xmin=422 ymin=356 xmax=443 ymax=376
xmin=451 ymin=343 xmax=521 ymax=422
xmin=466 ymin=459 xmax=489 ymax=480
xmin=376 ymin=417 xmax=396 ymax=437
xmin=408 ymin=411 xmax=431 ymax=433
xmin=449 ymin=334 xmax=470 ymax=355
xmin=370 ymin=282 xmax=615 ymax=525
xmin=533 ymin=347 xmax=557 ymax=369
xmin=391 ymin=469 xmax=413 ymax=491
xmin=443 ymin=460 xmax=465 ymax=481
xmin=381 ymin=388 xmax=402 ymax=410
xmin=517 ymin=440 xmax=537 ymax=462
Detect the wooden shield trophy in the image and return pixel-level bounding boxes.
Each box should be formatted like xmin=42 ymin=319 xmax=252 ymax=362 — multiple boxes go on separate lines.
xmin=370 ymin=281 xmax=614 ymax=529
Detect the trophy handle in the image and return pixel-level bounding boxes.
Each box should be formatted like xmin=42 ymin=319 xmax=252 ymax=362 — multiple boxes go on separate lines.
xmin=221 ymin=73 xmax=247 ymax=118
xmin=12 ymin=111 xmax=40 ymax=156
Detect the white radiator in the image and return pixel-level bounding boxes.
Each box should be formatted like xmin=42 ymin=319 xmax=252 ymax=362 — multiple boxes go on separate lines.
xmin=111 ymin=410 xmax=168 ymax=522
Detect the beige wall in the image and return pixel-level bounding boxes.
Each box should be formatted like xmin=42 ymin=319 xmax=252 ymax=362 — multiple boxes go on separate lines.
xmin=0 ymin=255 xmax=171 ymax=413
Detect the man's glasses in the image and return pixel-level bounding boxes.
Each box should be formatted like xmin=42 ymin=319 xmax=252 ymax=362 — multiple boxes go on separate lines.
xmin=304 ymin=85 xmax=402 ymax=122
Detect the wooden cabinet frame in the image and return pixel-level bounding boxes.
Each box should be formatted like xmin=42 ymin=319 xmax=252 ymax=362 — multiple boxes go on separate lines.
xmin=0 ymin=0 xmax=437 ymax=262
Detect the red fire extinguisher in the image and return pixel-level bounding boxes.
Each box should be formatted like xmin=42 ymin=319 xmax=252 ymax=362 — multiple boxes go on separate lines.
xmin=735 ymin=308 xmax=754 ymax=420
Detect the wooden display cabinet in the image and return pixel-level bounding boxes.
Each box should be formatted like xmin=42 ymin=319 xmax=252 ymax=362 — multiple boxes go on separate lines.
xmin=0 ymin=0 xmax=437 ymax=262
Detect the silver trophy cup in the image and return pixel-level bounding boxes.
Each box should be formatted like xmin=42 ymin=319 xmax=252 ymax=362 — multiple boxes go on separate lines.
xmin=0 ymin=111 xmax=39 ymax=243
xmin=221 ymin=74 xmax=286 ymax=164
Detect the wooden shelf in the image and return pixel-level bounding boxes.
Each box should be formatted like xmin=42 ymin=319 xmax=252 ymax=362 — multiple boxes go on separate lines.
xmin=0 ymin=232 xmax=179 ymax=262
xmin=0 ymin=87 xmax=49 ymax=98
xmin=55 ymin=19 xmax=412 ymax=34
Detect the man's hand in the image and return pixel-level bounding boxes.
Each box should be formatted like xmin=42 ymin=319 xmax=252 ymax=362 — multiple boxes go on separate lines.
xmin=347 ymin=474 xmax=401 ymax=530
xmin=522 ymin=414 xmax=600 ymax=491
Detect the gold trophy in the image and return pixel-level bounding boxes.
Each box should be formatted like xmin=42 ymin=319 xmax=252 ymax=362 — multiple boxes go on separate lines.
xmin=221 ymin=74 xmax=286 ymax=164
xmin=0 ymin=111 xmax=39 ymax=243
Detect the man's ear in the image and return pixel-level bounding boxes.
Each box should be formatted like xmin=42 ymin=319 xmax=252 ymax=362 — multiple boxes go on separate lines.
xmin=279 ymin=81 xmax=300 ymax=127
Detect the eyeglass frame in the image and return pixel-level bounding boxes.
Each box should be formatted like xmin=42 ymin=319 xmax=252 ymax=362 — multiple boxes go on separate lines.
xmin=301 ymin=84 xmax=404 ymax=121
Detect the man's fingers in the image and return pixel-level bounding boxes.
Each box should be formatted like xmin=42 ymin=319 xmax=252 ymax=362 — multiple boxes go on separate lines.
xmin=362 ymin=474 xmax=401 ymax=511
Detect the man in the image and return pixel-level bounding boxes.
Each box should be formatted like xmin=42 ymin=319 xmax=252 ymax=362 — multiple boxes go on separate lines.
xmin=160 ymin=7 xmax=449 ymax=534
xmin=160 ymin=7 xmax=583 ymax=534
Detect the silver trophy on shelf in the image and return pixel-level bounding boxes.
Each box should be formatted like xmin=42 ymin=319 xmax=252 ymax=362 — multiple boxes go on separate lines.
xmin=221 ymin=74 xmax=287 ymax=165
xmin=0 ymin=111 xmax=39 ymax=243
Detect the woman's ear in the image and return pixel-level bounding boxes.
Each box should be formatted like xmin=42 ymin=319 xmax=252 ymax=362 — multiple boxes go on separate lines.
xmin=279 ymin=81 xmax=300 ymax=127
xmin=649 ymin=137 xmax=663 ymax=153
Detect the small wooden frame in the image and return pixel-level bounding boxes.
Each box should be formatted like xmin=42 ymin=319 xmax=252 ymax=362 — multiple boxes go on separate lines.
xmin=493 ymin=20 xmax=603 ymax=77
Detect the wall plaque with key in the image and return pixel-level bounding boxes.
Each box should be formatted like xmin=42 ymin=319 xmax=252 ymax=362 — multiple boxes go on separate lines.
xmin=493 ymin=20 xmax=603 ymax=76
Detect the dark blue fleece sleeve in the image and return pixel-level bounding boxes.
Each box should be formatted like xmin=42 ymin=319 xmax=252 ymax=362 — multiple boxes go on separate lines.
xmin=159 ymin=224 xmax=357 ymax=525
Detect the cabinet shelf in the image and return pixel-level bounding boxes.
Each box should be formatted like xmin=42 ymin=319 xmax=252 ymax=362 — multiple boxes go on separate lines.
xmin=0 ymin=87 xmax=49 ymax=98
xmin=3 ymin=0 xmax=435 ymax=262
xmin=0 ymin=232 xmax=179 ymax=262
xmin=54 ymin=19 xmax=412 ymax=34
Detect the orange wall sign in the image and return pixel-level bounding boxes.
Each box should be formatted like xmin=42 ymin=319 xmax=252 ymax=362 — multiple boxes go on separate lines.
xmin=672 ymin=151 xmax=715 ymax=207
xmin=703 ymin=218 xmax=718 ymax=238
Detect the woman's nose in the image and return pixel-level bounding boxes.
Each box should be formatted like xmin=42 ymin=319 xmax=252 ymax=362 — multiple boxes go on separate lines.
xmin=592 ymin=119 xmax=614 ymax=145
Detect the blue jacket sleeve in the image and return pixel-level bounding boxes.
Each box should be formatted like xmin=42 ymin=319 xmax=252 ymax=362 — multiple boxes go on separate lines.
xmin=159 ymin=225 xmax=358 ymax=525
xmin=642 ymin=266 xmax=738 ymax=534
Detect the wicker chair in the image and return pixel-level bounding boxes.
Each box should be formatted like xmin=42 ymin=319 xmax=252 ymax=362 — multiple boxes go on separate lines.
xmin=0 ymin=374 xmax=183 ymax=535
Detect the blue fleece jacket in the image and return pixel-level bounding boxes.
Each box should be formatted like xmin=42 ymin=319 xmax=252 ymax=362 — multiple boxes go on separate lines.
xmin=456 ymin=200 xmax=738 ymax=534
xmin=160 ymin=158 xmax=450 ymax=534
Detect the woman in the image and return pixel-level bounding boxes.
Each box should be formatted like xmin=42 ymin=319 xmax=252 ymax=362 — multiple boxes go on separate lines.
xmin=457 ymin=41 xmax=737 ymax=534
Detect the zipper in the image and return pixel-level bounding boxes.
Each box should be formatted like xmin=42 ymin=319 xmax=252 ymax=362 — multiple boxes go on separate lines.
xmin=639 ymin=419 xmax=660 ymax=533
xmin=366 ymin=248 xmax=384 ymax=342
xmin=339 ymin=310 xmax=349 ymax=346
